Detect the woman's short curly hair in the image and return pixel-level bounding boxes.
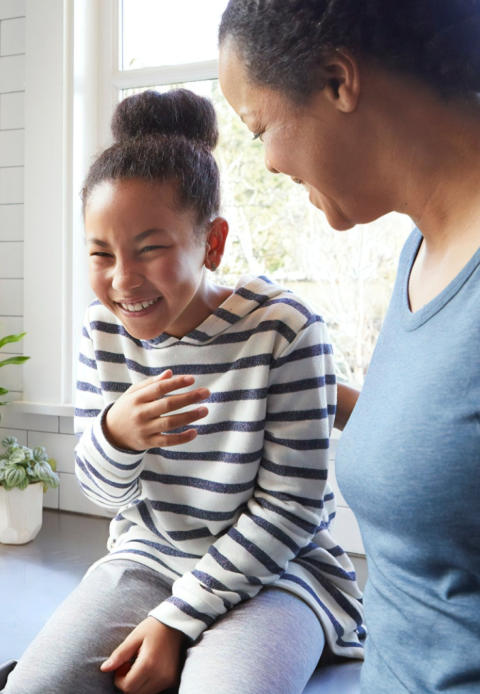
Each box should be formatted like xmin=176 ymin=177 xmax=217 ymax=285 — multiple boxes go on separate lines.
xmin=219 ymin=0 xmax=480 ymax=100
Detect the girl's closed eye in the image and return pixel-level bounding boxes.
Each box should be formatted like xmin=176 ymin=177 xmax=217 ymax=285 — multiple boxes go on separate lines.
xmin=139 ymin=245 xmax=170 ymax=254
xmin=252 ymin=130 xmax=264 ymax=141
xmin=90 ymin=251 xmax=113 ymax=258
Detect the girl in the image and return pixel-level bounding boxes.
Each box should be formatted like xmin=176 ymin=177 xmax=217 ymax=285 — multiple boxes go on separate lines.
xmin=4 ymin=89 xmax=363 ymax=694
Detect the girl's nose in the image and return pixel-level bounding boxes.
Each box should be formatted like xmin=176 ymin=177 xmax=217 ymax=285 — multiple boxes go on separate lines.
xmin=111 ymin=261 xmax=143 ymax=292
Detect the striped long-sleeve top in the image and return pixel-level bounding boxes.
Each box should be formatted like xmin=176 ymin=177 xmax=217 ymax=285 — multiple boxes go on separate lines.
xmin=74 ymin=275 xmax=365 ymax=657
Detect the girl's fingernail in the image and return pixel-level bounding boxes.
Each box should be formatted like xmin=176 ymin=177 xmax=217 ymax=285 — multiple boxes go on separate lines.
xmin=101 ymin=658 xmax=113 ymax=669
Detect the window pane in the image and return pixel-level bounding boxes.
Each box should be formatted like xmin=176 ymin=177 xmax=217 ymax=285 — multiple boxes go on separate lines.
xmin=121 ymin=82 xmax=411 ymax=384
xmin=121 ymin=0 xmax=228 ymax=70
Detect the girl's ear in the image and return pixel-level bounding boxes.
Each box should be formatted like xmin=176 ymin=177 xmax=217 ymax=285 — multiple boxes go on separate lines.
xmin=205 ymin=217 xmax=229 ymax=271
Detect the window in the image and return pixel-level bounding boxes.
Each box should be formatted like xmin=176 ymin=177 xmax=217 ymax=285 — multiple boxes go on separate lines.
xmin=21 ymin=0 xmax=411 ymax=414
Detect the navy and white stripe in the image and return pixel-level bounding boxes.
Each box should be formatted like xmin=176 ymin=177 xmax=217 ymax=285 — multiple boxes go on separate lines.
xmin=74 ymin=275 xmax=364 ymax=655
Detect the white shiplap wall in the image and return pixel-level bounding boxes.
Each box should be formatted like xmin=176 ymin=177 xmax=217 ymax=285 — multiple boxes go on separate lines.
xmin=0 ymin=0 xmax=25 ymax=405
xmin=0 ymin=0 xmax=111 ymax=520
xmin=0 ymin=0 xmax=363 ymax=553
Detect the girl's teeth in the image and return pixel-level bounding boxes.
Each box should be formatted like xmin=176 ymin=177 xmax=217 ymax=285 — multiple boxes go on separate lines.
xmin=120 ymin=298 xmax=159 ymax=312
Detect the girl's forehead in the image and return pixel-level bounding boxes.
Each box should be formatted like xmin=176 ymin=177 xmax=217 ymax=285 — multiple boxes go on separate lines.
xmin=84 ymin=179 xmax=197 ymax=238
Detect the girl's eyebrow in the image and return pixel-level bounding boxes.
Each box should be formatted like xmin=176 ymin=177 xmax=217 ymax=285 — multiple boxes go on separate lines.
xmin=87 ymin=228 xmax=168 ymax=246
xmin=87 ymin=237 xmax=109 ymax=247
xmin=134 ymin=228 xmax=169 ymax=242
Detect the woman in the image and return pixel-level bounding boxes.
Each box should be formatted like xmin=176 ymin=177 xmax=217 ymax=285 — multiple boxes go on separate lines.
xmin=218 ymin=2 xmax=480 ymax=693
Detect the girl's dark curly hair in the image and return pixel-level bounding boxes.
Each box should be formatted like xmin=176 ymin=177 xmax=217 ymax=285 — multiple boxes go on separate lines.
xmin=219 ymin=0 xmax=480 ymax=101
xmin=82 ymin=89 xmax=220 ymax=228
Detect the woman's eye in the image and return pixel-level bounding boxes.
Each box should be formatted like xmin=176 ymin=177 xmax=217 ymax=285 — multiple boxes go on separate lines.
xmin=89 ymin=251 xmax=112 ymax=258
xmin=252 ymin=130 xmax=264 ymax=142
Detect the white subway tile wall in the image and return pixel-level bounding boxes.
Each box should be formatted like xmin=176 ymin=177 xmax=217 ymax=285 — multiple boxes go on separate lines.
xmin=0 ymin=201 xmax=23 ymax=239
xmin=0 ymin=16 xmax=25 ymax=55
xmin=0 ymin=90 xmax=24 ymax=128
xmin=0 ymin=0 xmax=24 ymax=407
xmin=0 ymin=0 xmax=25 ymax=20
xmin=0 ymin=0 xmax=364 ymax=554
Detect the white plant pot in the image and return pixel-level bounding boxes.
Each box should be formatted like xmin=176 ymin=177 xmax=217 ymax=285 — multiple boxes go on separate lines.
xmin=0 ymin=483 xmax=44 ymax=544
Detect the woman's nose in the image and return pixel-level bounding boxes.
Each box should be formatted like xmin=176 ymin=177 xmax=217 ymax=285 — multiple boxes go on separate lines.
xmin=265 ymin=155 xmax=279 ymax=174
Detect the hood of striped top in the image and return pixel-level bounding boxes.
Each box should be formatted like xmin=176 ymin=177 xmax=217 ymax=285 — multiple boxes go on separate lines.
xmin=143 ymin=275 xmax=290 ymax=348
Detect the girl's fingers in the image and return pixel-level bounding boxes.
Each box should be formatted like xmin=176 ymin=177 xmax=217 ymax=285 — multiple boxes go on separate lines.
xmin=157 ymin=429 xmax=198 ymax=447
xmin=114 ymin=659 xmax=150 ymax=693
xmin=100 ymin=636 xmax=139 ymax=673
xmin=127 ymin=370 xmax=174 ymax=395
xmin=153 ymin=388 xmax=210 ymax=416
xmin=146 ymin=406 xmax=209 ymax=436
xmin=133 ymin=374 xmax=197 ymax=404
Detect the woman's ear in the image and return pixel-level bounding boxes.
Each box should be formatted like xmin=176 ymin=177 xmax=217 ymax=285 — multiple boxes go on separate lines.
xmin=319 ymin=49 xmax=361 ymax=113
xmin=205 ymin=217 xmax=229 ymax=271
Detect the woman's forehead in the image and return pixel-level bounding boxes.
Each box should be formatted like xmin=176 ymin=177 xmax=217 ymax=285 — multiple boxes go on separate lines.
xmin=219 ymin=40 xmax=288 ymax=121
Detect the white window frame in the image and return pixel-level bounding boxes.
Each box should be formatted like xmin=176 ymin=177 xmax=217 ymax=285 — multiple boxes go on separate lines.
xmin=17 ymin=0 xmax=224 ymax=416
xmin=20 ymin=0 xmax=74 ymax=415
xmin=98 ymin=0 xmax=220 ymax=140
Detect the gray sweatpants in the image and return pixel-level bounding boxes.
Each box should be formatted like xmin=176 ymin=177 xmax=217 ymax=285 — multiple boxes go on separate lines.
xmin=4 ymin=559 xmax=325 ymax=694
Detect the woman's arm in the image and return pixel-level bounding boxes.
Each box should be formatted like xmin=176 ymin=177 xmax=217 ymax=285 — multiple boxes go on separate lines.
xmin=335 ymin=383 xmax=360 ymax=431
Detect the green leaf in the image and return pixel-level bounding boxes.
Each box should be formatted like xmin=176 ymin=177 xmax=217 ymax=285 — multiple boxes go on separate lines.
xmin=0 ymin=387 xmax=8 ymax=395
xmin=9 ymin=448 xmax=26 ymax=464
xmin=4 ymin=465 xmax=27 ymax=489
xmin=47 ymin=457 xmax=57 ymax=472
xmin=0 ymin=355 xmax=30 ymax=368
xmin=0 ymin=332 xmax=26 ymax=350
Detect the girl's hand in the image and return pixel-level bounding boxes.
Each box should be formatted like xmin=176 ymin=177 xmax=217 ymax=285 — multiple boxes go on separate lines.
xmin=100 ymin=617 xmax=185 ymax=694
xmin=104 ymin=369 xmax=210 ymax=451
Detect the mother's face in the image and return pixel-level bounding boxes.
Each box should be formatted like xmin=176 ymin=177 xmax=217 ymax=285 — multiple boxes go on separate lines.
xmin=219 ymin=40 xmax=377 ymax=231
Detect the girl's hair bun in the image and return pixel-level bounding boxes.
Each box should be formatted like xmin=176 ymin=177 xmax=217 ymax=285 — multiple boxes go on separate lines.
xmin=111 ymin=88 xmax=218 ymax=151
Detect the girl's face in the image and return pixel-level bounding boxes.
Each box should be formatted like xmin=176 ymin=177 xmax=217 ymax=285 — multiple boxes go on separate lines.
xmin=219 ymin=41 xmax=378 ymax=230
xmin=85 ymin=178 xmax=212 ymax=340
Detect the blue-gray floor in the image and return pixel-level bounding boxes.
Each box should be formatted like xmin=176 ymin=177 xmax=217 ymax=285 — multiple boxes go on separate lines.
xmin=0 ymin=510 xmax=109 ymax=663
xmin=0 ymin=510 xmax=363 ymax=692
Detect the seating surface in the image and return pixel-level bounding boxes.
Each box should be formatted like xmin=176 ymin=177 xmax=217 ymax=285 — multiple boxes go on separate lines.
xmin=1 ymin=511 xmax=364 ymax=692
xmin=304 ymin=661 xmax=362 ymax=693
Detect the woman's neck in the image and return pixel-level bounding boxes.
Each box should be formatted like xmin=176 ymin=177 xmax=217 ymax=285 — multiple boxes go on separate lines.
xmin=361 ymin=65 xmax=480 ymax=309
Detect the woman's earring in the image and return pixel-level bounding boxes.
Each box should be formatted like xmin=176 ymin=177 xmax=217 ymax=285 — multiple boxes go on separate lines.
xmin=209 ymin=262 xmax=217 ymax=271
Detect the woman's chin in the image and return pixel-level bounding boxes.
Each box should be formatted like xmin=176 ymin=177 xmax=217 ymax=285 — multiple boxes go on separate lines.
xmin=308 ymin=190 xmax=355 ymax=231
xmin=327 ymin=217 xmax=356 ymax=231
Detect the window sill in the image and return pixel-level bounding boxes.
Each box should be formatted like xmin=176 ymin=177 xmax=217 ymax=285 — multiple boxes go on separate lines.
xmin=11 ymin=400 xmax=74 ymax=417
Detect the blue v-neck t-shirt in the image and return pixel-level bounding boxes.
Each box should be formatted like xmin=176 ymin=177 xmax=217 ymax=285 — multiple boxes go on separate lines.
xmin=336 ymin=229 xmax=480 ymax=692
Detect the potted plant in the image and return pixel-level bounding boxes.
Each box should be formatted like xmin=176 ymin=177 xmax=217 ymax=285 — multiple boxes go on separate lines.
xmin=0 ymin=436 xmax=59 ymax=544
xmin=0 ymin=331 xmax=58 ymax=544
xmin=0 ymin=331 xmax=30 ymax=412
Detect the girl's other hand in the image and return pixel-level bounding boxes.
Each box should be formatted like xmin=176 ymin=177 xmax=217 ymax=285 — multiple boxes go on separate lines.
xmin=104 ymin=370 xmax=210 ymax=451
xmin=100 ymin=616 xmax=186 ymax=694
